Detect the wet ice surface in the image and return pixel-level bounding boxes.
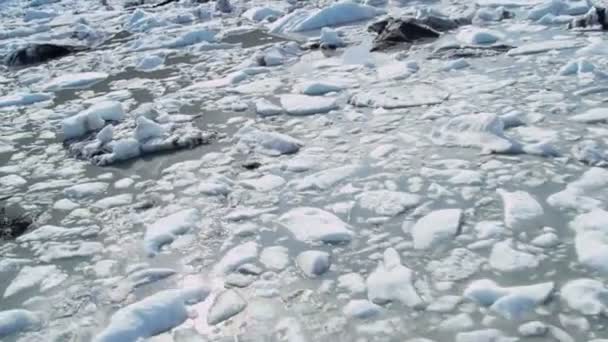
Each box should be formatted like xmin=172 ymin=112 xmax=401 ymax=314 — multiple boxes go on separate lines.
xmin=2 ymin=0 xmax=608 ymax=341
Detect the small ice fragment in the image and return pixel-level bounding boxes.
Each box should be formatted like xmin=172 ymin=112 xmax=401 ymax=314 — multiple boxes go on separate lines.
xmin=296 ymin=250 xmax=331 ymax=277
xmin=207 ymin=290 xmax=247 ymax=325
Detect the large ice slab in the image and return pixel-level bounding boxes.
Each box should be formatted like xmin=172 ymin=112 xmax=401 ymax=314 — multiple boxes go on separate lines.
xmin=278 ymin=207 xmax=353 ymax=243
xmin=411 ymin=209 xmax=462 ymax=250
xmin=43 ymin=72 xmax=109 ymax=91
xmin=269 ymin=1 xmax=383 ymax=33
xmin=350 ymin=84 xmax=448 ymax=109
xmin=547 ymin=168 xmax=608 ymax=212
xmin=94 ymin=287 xmax=209 ymax=342
xmin=144 ymin=209 xmax=199 ymax=256
xmin=280 ymin=94 xmax=338 ymax=116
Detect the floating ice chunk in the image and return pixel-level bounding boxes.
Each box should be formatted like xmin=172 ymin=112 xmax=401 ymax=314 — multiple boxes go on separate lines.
xmin=280 ymin=94 xmax=338 ymax=116
xmin=135 ymin=116 xmax=165 ymax=142
xmin=127 ymin=268 xmax=176 ymax=288
xmin=320 ymin=27 xmax=346 ymax=47
xmin=4 ymin=265 xmax=64 ymax=298
xmin=356 ymin=190 xmax=420 ymax=216
xmin=443 ymin=58 xmax=470 ymax=71
xmin=97 ymin=125 xmax=113 ymax=144
xmin=571 ymin=140 xmax=607 ymax=166
xmin=62 ymin=101 xmax=124 ymax=140
xmin=207 ymin=290 xmax=247 ymax=325
xmin=296 ymin=81 xmax=345 ymax=96
xmin=531 ymin=232 xmax=559 ymax=248
xmin=24 ymin=9 xmax=56 ymax=21
xmin=17 ymin=225 xmax=99 ymax=242
xmin=570 ymin=209 xmax=608 ymax=272
xmin=38 ymin=241 xmax=103 ymax=262
xmin=527 ymin=0 xmax=590 ymax=21
xmin=215 ymin=0 xmax=233 ymax=13
xmin=366 ymin=248 xmax=423 ymax=307
xmin=254 ymin=99 xmax=282 ymax=117
xmin=0 ymin=93 xmax=51 ymax=108
xmin=343 ymin=300 xmax=382 ymax=319
xmin=214 ymin=241 xmax=259 ymax=274
xmin=455 ymin=329 xmax=509 ymax=342
xmin=489 ymin=240 xmax=540 ymax=272
xmin=225 ymin=207 xmax=275 ymax=221
xmin=136 ymin=54 xmax=165 ymax=71
xmin=0 ymin=309 xmax=41 ymax=337
xmin=0 ymin=174 xmax=26 ymax=187
xmin=62 ymin=111 xmax=105 ymax=140
xmin=144 ymin=209 xmax=199 ymax=256
xmin=570 ymin=108 xmax=608 ymax=124
xmin=0 ymin=141 xmax=14 ymax=154
xmin=350 ymin=84 xmax=448 ymax=109
xmin=279 ymin=207 xmax=353 ymax=243
xmin=547 ymin=168 xmax=608 ymax=212
xmin=165 ymin=29 xmax=216 ymax=48
xmin=376 ymin=61 xmax=419 ymax=80
xmin=457 ymin=28 xmax=503 ymax=45
xmin=235 ymin=126 xmax=302 ymax=155
xmin=411 ymin=209 xmax=462 ymax=250
xmin=94 ymin=287 xmax=209 ymax=342
xmin=296 ymin=250 xmax=330 ymax=277
xmin=561 ymin=279 xmax=608 ymax=315
xmin=518 ymin=321 xmax=548 ymax=337
xmin=426 ymin=248 xmax=483 ymax=282
xmin=338 ymin=273 xmax=366 ymax=293
xmin=559 ymin=58 xmax=596 ymax=76
xmin=269 ymin=1 xmax=383 ymax=33
xmin=260 ymin=246 xmax=290 ymax=271
xmin=431 ymin=113 xmax=516 ymax=154
xmin=44 ymin=72 xmax=109 ymax=91
xmin=292 ymin=165 xmax=359 ymax=191
xmin=64 ymin=182 xmax=108 ymax=199
xmin=496 ymin=189 xmax=543 ymax=229
xmin=507 ymin=40 xmax=582 ymax=56
xmin=427 ymin=295 xmax=463 ymax=312
xmin=439 ymin=313 xmax=474 ymax=331
xmin=53 ymin=199 xmax=79 ymax=211
xmin=242 ymin=7 xmax=283 ymax=22
xmin=94 ymin=194 xmax=134 ymax=209
xmin=240 ymin=174 xmax=285 ymax=191
xmin=474 ymin=220 xmax=505 ymax=239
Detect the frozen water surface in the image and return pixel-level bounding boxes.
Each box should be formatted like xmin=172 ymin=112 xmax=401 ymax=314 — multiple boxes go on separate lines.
xmin=2 ymin=0 xmax=608 ymax=340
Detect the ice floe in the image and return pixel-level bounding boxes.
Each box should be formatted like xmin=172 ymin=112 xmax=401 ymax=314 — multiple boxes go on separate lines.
xmin=296 ymin=250 xmax=331 ymax=277
xmin=43 ymin=72 xmax=109 ymax=91
xmin=278 ymin=207 xmax=353 ymax=243
xmin=280 ymin=94 xmax=339 ymax=116
xmin=269 ymin=1 xmax=383 ymax=33
xmin=144 ymin=209 xmax=199 ymax=256
xmin=94 ymin=287 xmax=209 ymax=342
xmin=207 ymin=290 xmax=247 ymax=325
xmin=366 ymin=248 xmax=423 ymax=307
xmin=411 ymin=209 xmax=462 ymax=250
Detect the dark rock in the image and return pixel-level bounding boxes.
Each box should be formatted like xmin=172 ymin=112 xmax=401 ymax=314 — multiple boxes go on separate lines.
xmin=242 ymin=161 xmax=262 ymax=170
xmin=4 ymin=44 xmax=87 ymax=67
xmin=370 ymin=17 xmax=441 ymax=51
xmin=430 ymin=44 xmax=514 ymax=59
xmin=368 ymin=12 xmax=475 ymax=52
xmin=0 ymin=205 xmax=34 ymax=240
